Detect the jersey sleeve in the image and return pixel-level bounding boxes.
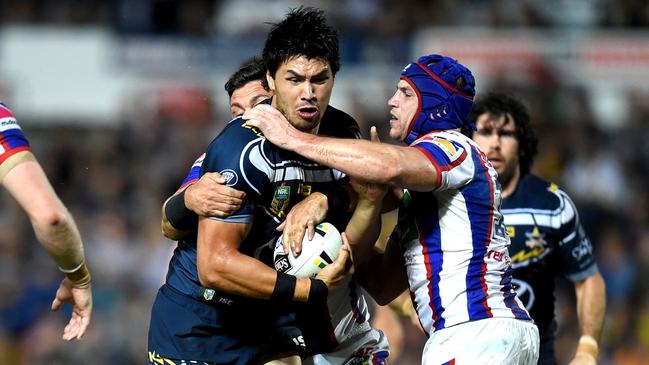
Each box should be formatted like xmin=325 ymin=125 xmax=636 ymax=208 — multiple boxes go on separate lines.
xmin=411 ymin=135 xmax=472 ymax=190
xmin=177 ymin=153 xmax=205 ymax=191
xmin=553 ymin=187 xmax=599 ymax=282
xmin=0 ymin=102 xmax=31 ymax=165
xmin=200 ymin=120 xmax=270 ymax=223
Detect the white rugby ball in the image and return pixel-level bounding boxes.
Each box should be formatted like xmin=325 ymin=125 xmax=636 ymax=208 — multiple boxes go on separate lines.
xmin=273 ymin=222 xmax=342 ymax=278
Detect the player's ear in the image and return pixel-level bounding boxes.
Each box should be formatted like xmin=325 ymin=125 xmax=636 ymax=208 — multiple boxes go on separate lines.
xmin=266 ymin=71 xmax=276 ymax=92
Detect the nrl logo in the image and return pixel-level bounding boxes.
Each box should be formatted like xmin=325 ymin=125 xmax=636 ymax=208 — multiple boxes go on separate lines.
xmin=219 ymin=169 xmax=238 ymax=186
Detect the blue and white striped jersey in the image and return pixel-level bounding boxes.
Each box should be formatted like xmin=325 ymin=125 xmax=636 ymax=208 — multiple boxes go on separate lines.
xmin=394 ymin=129 xmax=531 ymax=336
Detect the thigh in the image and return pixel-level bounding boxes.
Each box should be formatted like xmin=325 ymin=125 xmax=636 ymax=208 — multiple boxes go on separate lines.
xmin=148 ymin=285 xmax=269 ymax=365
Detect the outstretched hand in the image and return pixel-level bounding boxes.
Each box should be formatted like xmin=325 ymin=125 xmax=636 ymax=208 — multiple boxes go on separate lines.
xmin=51 ymin=278 xmax=92 ymax=340
xmin=243 ymin=104 xmax=298 ymax=149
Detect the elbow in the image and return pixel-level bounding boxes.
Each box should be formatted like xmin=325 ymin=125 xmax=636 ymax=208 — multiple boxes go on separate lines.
xmin=197 ymin=254 xmax=230 ymax=290
xmin=33 ymin=207 xmax=69 ymax=231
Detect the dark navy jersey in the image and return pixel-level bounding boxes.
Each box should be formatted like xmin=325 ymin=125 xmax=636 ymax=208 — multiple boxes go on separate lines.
xmin=177 ymin=103 xmax=361 ymax=189
xmin=502 ymin=174 xmax=598 ymax=344
xmin=318 ymin=104 xmax=362 ymax=139
xmin=165 ymin=115 xmax=348 ymax=303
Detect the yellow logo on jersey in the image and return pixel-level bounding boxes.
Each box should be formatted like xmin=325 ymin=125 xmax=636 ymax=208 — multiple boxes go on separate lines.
xmin=510 ymin=246 xmax=546 ymax=263
xmin=433 ymin=138 xmax=457 ymax=156
xmin=242 ymin=122 xmax=264 ymax=138
xmin=548 ymin=183 xmax=559 ymax=192
xmin=298 ymin=183 xmax=312 ymax=196
xmin=506 ymin=226 xmax=516 ymax=238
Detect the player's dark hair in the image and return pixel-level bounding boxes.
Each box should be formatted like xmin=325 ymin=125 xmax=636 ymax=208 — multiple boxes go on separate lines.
xmin=262 ymin=7 xmax=340 ymax=79
xmin=224 ymin=56 xmax=269 ymax=97
xmin=469 ymin=91 xmax=538 ymax=176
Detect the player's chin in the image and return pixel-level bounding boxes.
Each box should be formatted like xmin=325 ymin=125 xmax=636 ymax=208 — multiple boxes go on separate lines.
xmin=294 ymin=117 xmax=320 ymax=132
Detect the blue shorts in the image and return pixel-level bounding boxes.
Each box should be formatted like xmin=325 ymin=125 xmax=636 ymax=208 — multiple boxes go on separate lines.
xmin=148 ymin=284 xmax=305 ymax=365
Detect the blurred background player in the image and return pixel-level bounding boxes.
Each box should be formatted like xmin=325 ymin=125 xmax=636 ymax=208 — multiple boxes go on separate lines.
xmin=245 ymin=53 xmax=540 ymax=364
xmin=0 ymin=101 xmax=92 ymax=341
xmin=162 ymin=56 xmax=391 ymax=364
xmin=470 ymin=91 xmax=606 ymax=365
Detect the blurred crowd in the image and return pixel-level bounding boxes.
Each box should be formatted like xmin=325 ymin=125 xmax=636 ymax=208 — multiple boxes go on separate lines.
xmin=1 ymin=1 xmax=649 ymax=364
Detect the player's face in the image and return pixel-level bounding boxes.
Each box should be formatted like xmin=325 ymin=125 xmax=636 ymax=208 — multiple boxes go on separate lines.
xmin=229 ymin=80 xmax=273 ymax=118
xmin=387 ymin=80 xmax=419 ymax=141
xmin=472 ymin=113 xmax=520 ymax=185
xmin=267 ymin=56 xmax=333 ymax=132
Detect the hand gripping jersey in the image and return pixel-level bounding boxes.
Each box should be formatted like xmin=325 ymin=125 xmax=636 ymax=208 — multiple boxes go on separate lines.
xmin=502 ymin=174 xmax=598 ymax=360
xmin=0 ymin=102 xmax=31 ymax=165
xmin=393 ymin=129 xmax=531 ymax=336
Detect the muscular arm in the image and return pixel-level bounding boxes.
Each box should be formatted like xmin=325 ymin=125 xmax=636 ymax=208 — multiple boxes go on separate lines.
xmin=343 ymin=181 xmax=408 ymax=304
xmin=571 ymin=272 xmax=606 ymax=363
xmin=244 ymin=105 xmax=439 ymax=191
xmin=2 ymin=151 xmax=92 ymax=340
xmin=2 ymin=152 xmax=85 ymax=270
xmin=197 ymin=216 xmax=351 ymax=301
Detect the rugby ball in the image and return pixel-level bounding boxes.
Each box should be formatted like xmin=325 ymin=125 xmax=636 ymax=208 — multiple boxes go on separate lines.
xmin=273 ymin=222 xmax=342 ymax=278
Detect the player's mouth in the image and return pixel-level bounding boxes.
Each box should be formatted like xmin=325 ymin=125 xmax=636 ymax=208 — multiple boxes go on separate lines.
xmin=488 ymin=155 xmax=504 ymax=166
xmin=297 ymin=106 xmax=319 ymax=120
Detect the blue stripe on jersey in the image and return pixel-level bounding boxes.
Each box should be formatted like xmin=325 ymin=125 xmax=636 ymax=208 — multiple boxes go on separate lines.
xmin=0 ymin=127 xmax=30 ymax=164
xmin=461 ymin=146 xmax=494 ymax=320
xmin=416 ymin=192 xmax=446 ymax=330
xmin=500 ymin=267 xmax=532 ymax=320
xmin=420 ymin=141 xmax=452 ymax=168
xmin=178 ymin=164 xmax=201 ymax=190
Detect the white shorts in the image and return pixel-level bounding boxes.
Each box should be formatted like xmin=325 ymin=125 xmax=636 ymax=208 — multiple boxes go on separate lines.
xmin=422 ymin=318 xmax=539 ymax=365
xmin=305 ymin=328 xmax=390 ymax=365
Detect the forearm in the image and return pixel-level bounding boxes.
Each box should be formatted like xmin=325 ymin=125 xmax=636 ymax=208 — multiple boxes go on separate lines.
xmin=198 ymin=248 xmax=317 ymax=302
xmin=33 ymin=208 xmax=85 ymax=270
xmin=573 ymin=273 xmax=606 ymax=361
xmin=576 ymin=273 xmax=606 ymax=340
xmin=161 ymin=191 xmax=194 ymax=240
xmin=292 ymin=134 xmax=404 ymax=185
xmin=345 ymin=198 xmax=383 ymax=266
xmin=356 ymin=243 xmax=408 ymax=305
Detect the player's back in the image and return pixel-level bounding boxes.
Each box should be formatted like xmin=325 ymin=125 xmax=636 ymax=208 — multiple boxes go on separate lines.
xmin=398 ymin=129 xmax=530 ymax=336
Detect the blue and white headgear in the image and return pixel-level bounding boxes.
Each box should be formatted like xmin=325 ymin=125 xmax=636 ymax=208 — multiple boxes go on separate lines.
xmin=400 ymin=54 xmax=476 ymax=144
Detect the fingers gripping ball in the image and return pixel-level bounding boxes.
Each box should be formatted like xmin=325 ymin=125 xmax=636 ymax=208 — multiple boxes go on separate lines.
xmin=274 ymin=222 xmax=342 ymax=278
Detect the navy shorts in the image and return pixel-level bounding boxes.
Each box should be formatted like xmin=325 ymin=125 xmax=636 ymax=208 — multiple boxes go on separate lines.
xmin=148 ymin=284 xmax=305 ymax=365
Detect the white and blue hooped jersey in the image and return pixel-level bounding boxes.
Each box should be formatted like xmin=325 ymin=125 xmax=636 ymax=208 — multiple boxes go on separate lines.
xmin=395 ymin=129 xmax=531 ymax=336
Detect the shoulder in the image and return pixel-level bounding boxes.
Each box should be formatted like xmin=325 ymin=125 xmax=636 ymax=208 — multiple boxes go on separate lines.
xmin=0 ymin=102 xmax=31 ymax=165
xmin=318 ymin=105 xmax=361 ymax=139
xmin=508 ymin=174 xmax=574 ymax=212
xmin=205 ymin=117 xmax=265 ymax=154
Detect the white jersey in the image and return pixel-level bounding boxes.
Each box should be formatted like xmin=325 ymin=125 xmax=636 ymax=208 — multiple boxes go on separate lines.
xmin=394 ymin=130 xmax=531 ymax=336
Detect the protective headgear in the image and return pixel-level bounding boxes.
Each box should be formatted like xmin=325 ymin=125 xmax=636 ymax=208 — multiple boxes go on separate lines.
xmin=400 ymin=54 xmax=476 ymax=144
